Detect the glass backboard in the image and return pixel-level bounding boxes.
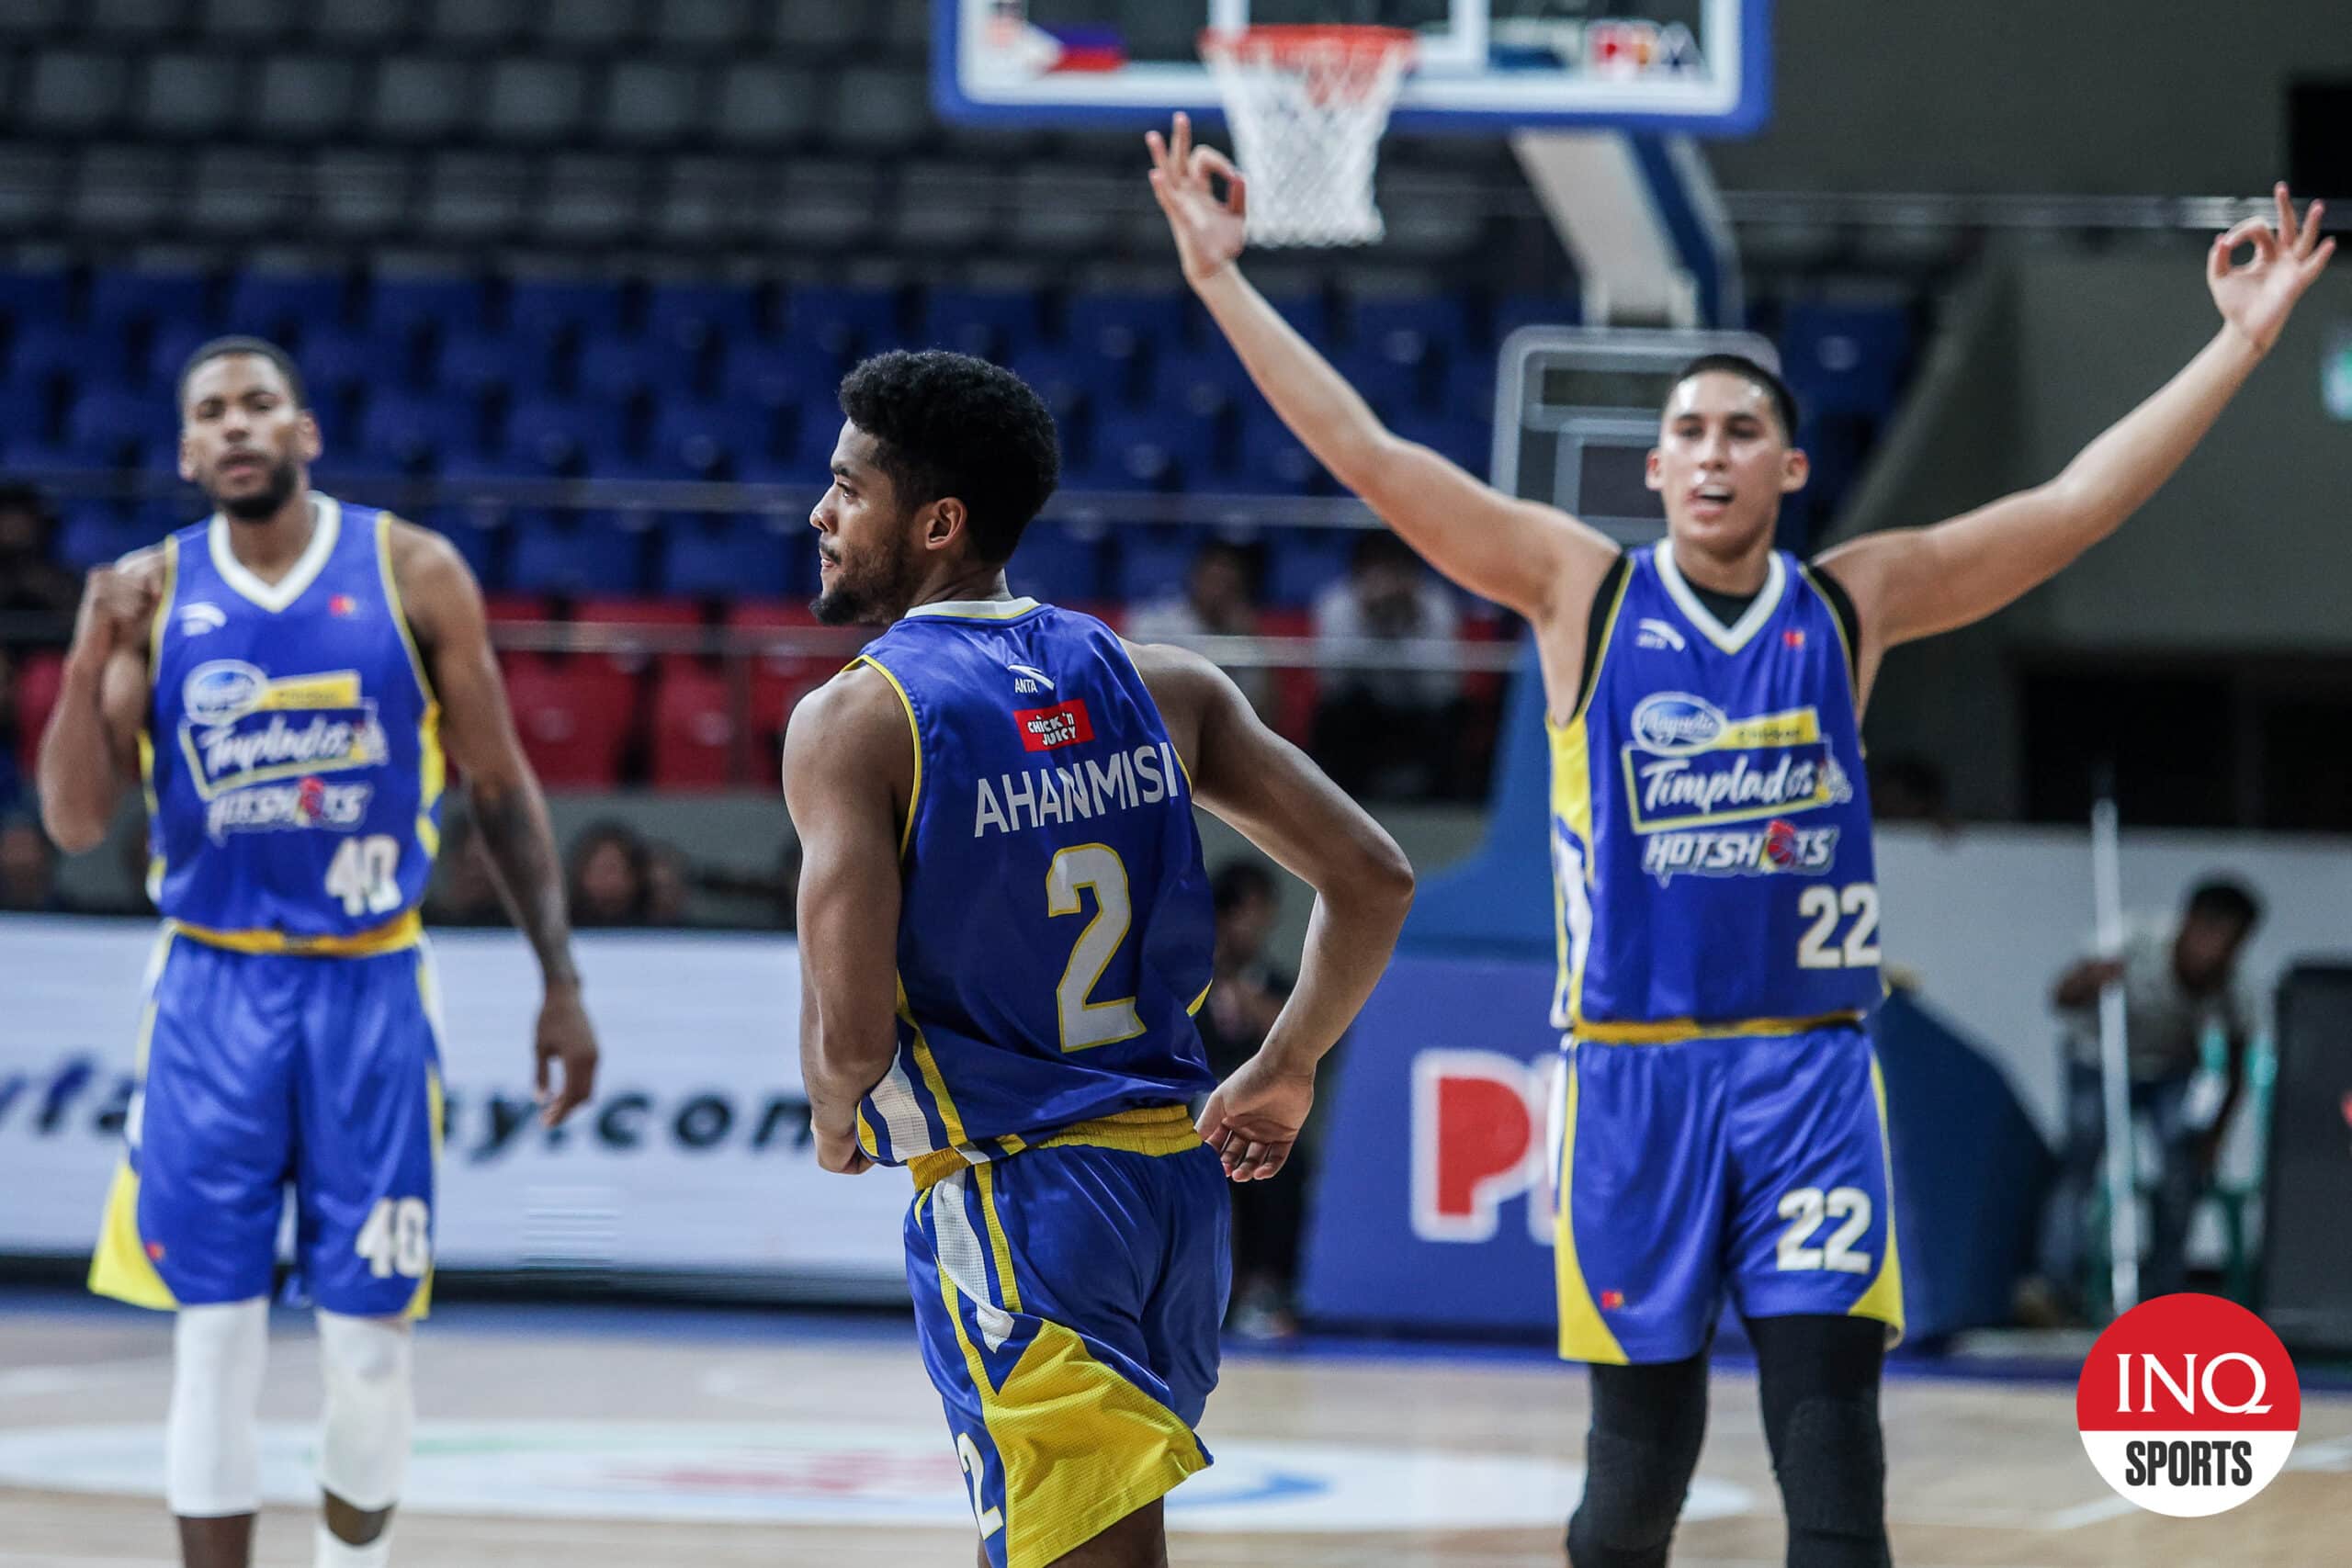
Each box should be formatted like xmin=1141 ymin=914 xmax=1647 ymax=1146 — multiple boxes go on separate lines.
xmin=935 ymin=0 xmax=1770 ymax=133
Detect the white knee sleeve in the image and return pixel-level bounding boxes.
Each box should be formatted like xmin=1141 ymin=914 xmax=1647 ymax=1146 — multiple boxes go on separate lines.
xmin=315 ymin=1311 xmax=413 ymax=1513
xmin=167 ymin=1298 xmax=271 ymax=1517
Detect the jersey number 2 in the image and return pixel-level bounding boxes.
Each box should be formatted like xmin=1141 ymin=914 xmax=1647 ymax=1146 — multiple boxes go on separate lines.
xmin=1047 ymin=844 xmax=1145 ymax=1052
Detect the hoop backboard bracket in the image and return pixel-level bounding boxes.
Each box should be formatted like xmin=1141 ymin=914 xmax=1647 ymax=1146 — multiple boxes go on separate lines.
xmin=935 ymin=1 xmax=1771 ymax=136
xmin=1493 ymin=326 xmax=1781 ymax=545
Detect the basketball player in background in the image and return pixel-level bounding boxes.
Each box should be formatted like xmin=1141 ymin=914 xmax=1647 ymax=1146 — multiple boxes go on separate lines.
xmin=37 ymin=338 xmax=600 ymax=1568
xmin=1149 ymin=118 xmax=2331 ymax=1566
xmin=785 ymin=350 xmax=1412 ymax=1567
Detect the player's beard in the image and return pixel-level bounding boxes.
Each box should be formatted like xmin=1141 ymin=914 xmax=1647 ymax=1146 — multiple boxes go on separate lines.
xmin=211 ymin=454 xmax=302 ymax=522
xmin=812 ymin=527 xmax=921 ymax=626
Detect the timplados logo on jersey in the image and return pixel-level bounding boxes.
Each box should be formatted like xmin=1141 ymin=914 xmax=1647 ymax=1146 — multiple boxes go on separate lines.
xmin=177 ymin=661 xmax=390 ymax=826
xmin=1624 ymin=693 xmax=1852 ymax=883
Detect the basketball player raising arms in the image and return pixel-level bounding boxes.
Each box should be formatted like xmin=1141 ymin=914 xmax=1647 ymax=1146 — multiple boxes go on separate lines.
xmin=37 ymin=338 xmax=600 ymax=1568
xmin=784 ymin=350 xmax=1413 ymax=1568
xmin=1150 ymin=117 xmax=2330 ymax=1568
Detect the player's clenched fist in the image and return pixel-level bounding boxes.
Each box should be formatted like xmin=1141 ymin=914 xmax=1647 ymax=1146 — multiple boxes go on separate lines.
xmin=71 ymin=563 xmax=158 ymax=660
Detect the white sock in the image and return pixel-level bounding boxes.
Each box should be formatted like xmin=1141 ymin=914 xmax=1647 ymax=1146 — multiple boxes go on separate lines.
xmin=315 ymin=1521 xmax=393 ymax=1568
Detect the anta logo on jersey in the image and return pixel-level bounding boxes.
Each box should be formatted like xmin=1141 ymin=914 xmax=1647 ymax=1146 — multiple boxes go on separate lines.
xmin=1014 ymin=697 xmax=1093 ymax=751
xmin=204 ymin=777 xmax=374 ymax=841
xmin=178 ymin=661 xmax=389 ymax=801
xmin=1622 ymin=692 xmax=1853 ymax=832
xmin=1640 ymin=820 xmax=1841 ymax=884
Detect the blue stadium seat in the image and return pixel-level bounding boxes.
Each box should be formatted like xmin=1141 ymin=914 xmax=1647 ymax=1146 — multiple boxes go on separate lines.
xmin=1781 ymin=304 xmax=1912 ymax=420
xmin=1267 ymin=530 xmax=1353 ymax=608
xmin=1114 ymin=525 xmax=1195 ymax=603
xmin=1002 ymin=345 xmax=1092 ymax=428
xmin=505 ymin=277 xmax=625 ymax=346
xmin=576 ymin=333 xmax=700 ymax=402
xmin=65 ymin=385 xmax=170 ymax=458
xmin=0 ymin=272 xmax=74 ymax=336
xmin=1393 ymin=412 xmax=1490 ymax=475
xmin=1225 ymin=416 xmax=1323 ymax=495
xmin=55 ymin=502 xmax=147 ymax=570
xmin=1063 ymin=292 xmax=1190 ymax=366
xmin=1331 ymin=345 xmax=1429 ymax=423
xmin=7 ymin=322 xmax=91 ymax=387
xmin=1083 ymin=409 xmax=1214 ymax=491
xmin=658 ymin=513 xmax=792 ymax=599
xmin=646 ymin=282 xmax=763 ymax=356
xmin=411 ymin=503 xmax=505 ymax=589
xmin=294 ymin=324 xmax=400 ymax=400
xmin=89 ymin=269 xmax=211 ymax=332
xmin=506 ymin=512 xmax=646 ymax=596
xmin=1348 ymin=295 xmax=1473 ymax=365
xmin=146 ymin=324 xmax=215 ymax=391
xmin=433 ymin=331 xmax=555 ymax=400
xmin=922 ymin=288 xmax=1044 ymax=359
xmin=648 ymin=397 xmax=778 ymax=477
xmin=223 ymin=272 xmax=348 ymax=338
xmin=1151 ymin=344 xmax=1255 ymax=420
xmin=503 ymin=396 xmax=629 ymax=472
xmin=1260 ymin=292 xmax=1332 ymax=350
xmin=1491 ymin=292 xmax=1581 ymax=345
xmin=717 ymin=337 xmax=842 ymax=415
xmin=359 ymin=389 xmax=481 ymax=467
xmin=1006 ymin=520 xmax=1104 ymax=604
xmin=787 ymin=285 xmax=900 ymax=360
xmin=1442 ymin=354 xmax=1500 ymax=425
xmin=370 ymin=276 xmax=488 ymax=343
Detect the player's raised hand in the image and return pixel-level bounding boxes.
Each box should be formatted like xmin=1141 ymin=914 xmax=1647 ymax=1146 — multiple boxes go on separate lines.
xmin=70 ymin=563 xmax=157 ymax=660
xmin=1146 ymin=111 xmax=1248 ymax=288
xmin=1196 ymin=1049 xmax=1316 ymax=1182
xmin=2210 ymin=184 xmax=2335 ymax=355
xmin=534 ymin=982 xmax=599 ymax=1128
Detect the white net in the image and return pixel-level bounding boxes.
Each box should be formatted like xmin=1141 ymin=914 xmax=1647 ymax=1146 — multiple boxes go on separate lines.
xmin=1199 ymin=27 xmax=1416 ymax=249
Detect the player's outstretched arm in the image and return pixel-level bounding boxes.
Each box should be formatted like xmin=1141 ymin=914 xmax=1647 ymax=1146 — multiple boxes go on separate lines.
xmin=36 ymin=551 xmax=161 ymax=854
xmin=1147 ymin=113 xmax=1617 ymax=628
xmin=1131 ymin=640 xmax=1415 ymax=1180
xmin=392 ymin=523 xmax=598 ymax=1126
xmin=780 ymin=664 xmax=913 ymax=1177
xmin=1820 ymin=186 xmax=2335 ymax=671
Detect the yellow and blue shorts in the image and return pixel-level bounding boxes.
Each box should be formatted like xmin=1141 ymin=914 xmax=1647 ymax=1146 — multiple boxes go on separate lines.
xmin=89 ymin=930 xmax=444 ymax=1320
xmin=905 ymin=1106 xmax=1229 ymax=1568
xmin=1555 ymin=1024 xmax=1904 ymax=1365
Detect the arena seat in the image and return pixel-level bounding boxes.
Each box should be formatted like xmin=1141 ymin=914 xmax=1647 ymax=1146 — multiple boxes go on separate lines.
xmin=494 ymin=651 xmax=636 ymax=789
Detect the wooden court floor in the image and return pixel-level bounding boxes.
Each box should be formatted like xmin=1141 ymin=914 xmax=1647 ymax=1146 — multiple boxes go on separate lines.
xmin=2 ymin=1295 xmax=2345 ymax=1567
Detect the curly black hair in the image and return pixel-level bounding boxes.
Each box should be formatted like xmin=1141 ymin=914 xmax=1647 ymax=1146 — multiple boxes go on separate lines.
xmin=837 ymin=350 xmax=1060 ymax=564
xmin=1673 ymin=353 xmax=1800 ymax=442
xmin=177 ymin=334 xmax=309 ymax=412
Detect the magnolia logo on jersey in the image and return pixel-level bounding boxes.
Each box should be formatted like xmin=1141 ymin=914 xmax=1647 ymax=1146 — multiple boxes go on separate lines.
xmin=177 ymin=602 xmax=228 ymax=637
xmin=182 ymin=660 xmax=268 ymax=726
xmin=2075 ymin=1293 xmax=2301 ymax=1517
xmin=194 ymin=711 xmax=387 ymax=788
xmin=1628 ymin=693 xmax=1726 ymax=755
xmin=1014 ymin=698 xmax=1093 ymax=752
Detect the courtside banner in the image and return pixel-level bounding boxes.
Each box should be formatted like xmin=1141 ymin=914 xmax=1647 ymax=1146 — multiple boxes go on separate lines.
xmin=0 ymin=916 xmax=910 ymax=1294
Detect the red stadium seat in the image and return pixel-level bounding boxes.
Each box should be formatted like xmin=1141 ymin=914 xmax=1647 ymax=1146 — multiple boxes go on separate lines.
xmin=500 ymin=652 xmax=636 ymax=789
xmin=571 ymin=596 xmax=704 ymax=676
xmin=649 ymin=656 xmax=738 ymax=791
xmin=727 ymin=603 xmax=838 ymax=748
xmin=1257 ymin=606 xmax=1317 ymax=747
xmin=11 ymin=649 xmax=64 ymax=777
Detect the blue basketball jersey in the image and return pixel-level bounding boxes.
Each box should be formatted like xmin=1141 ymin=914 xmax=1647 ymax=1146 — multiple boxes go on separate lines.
xmin=145 ymin=498 xmax=443 ymax=946
xmin=1550 ymin=544 xmax=1880 ymax=1038
xmin=852 ymin=597 xmax=1217 ymax=1167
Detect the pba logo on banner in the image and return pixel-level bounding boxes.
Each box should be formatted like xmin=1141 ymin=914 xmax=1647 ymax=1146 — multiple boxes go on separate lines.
xmin=2075 ymin=1293 xmax=2301 ymax=1517
xmin=1409 ymin=1050 xmax=1562 ymax=1246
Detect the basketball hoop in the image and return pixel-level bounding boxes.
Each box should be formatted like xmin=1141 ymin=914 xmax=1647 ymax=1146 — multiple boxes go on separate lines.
xmin=1198 ymin=25 xmax=1417 ymax=249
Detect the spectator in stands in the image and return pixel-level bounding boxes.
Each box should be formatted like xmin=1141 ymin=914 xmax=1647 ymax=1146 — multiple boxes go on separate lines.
xmin=425 ymin=814 xmax=511 ymax=927
xmin=0 ymin=811 xmax=66 ymax=912
xmin=1310 ymin=530 xmax=1463 ymax=799
xmin=0 ymin=648 xmax=21 ymax=817
xmin=2020 ymin=877 xmax=2264 ymax=1324
xmin=1194 ymin=860 xmax=1307 ymax=1340
xmin=0 ymin=484 xmax=80 ymax=627
xmin=1125 ymin=539 xmax=1273 ymax=718
xmin=567 ymin=819 xmax=651 ymax=927
xmin=645 ymin=840 xmax=695 ymax=926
